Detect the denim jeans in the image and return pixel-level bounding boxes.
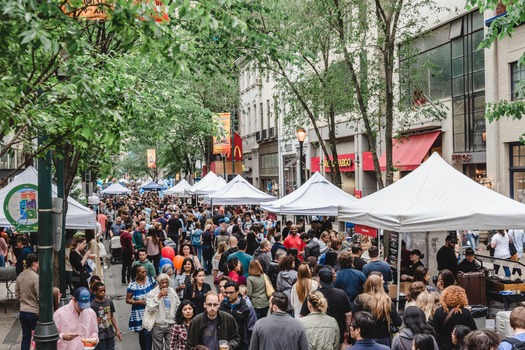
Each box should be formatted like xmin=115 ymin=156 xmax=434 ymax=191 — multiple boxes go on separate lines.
xmin=138 ymin=329 xmax=152 ymax=350
xmin=466 ymin=233 xmax=479 ymax=250
xmin=494 ymin=264 xmax=511 ymax=277
xmin=19 ymin=311 xmax=38 ymax=350
xmin=0 ymin=255 xmax=4 ymax=267
xmin=95 ymin=337 xmax=115 ymax=350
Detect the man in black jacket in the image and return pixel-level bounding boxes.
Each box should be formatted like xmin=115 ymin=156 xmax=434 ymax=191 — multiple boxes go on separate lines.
xmin=220 ymin=281 xmax=257 ymax=350
xmin=436 ymin=234 xmax=459 ymax=276
xmin=186 ymin=292 xmax=240 ymax=350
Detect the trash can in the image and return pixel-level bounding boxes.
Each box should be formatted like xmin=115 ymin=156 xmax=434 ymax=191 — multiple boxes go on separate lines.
xmin=470 ymin=305 xmax=488 ymax=330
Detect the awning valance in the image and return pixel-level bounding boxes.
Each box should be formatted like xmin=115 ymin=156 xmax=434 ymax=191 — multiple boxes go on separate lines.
xmin=379 ymin=130 xmax=441 ymax=171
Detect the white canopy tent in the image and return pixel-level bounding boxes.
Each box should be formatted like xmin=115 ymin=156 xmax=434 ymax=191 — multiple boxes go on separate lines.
xmin=189 ymin=171 xmax=227 ymax=196
xmin=188 ymin=171 xmax=218 ymax=196
xmin=0 ymin=166 xmax=96 ymax=230
xmin=338 ymin=152 xmax=525 ymax=307
xmin=100 ymin=183 xmax=132 ymax=195
xmin=165 ymin=179 xmax=192 ymax=196
xmin=261 ymin=172 xmax=357 ymax=215
xmin=204 ymin=175 xmax=276 ymax=205
xmin=338 ymin=152 xmax=525 ymax=231
xmin=191 ymin=176 xmax=227 ymax=196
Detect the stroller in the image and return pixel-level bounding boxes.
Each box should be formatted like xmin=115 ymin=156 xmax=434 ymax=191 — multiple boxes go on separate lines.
xmin=110 ymin=236 xmax=122 ymax=264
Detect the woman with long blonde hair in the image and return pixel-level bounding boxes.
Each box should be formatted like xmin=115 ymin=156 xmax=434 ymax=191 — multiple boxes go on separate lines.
xmin=290 ymin=263 xmax=318 ymax=318
xmin=354 ymin=274 xmax=402 ymax=347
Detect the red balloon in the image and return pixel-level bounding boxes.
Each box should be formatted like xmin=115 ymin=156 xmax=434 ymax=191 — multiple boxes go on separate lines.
xmin=161 ymin=246 xmax=175 ymax=260
xmin=173 ymin=255 xmax=184 ymax=269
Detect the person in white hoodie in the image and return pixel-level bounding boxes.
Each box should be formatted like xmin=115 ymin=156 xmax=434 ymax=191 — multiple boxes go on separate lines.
xmin=145 ymin=274 xmax=180 ymax=350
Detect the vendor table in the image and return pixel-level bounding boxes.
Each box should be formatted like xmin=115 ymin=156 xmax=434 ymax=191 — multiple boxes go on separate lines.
xmin=487 ymin=291 xmax=525 ymax=310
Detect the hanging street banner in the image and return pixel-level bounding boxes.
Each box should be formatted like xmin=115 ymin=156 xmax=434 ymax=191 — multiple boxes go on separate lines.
xmin=147 ymin=149 xmax=156 ymax=168
xmin=213 ymin=113 xmax=231 ymax=154
xmin=3 ymin=184 xmax=39 ymax=232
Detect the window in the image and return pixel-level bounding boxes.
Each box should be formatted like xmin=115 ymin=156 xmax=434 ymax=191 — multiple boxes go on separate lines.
xmin=247 ymin=107 xmax=251 ymax=134
xmin=267 ymin=99 xmax=271 ymax=129
xmin=253 ymin=104 xmax=257 ymax=132
xmin=260 ymin=102 xmax=264 ymax=131
xmin=510 ymin=143 xmax=525 ymax=202
xmin=511 ymin=62 xmax=525 ymax=100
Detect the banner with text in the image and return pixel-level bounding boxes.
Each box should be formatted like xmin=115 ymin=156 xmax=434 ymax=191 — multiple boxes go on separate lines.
xmin=213 ymin=113 xmax=231 ymax=154
xmin=147 ymin=149 xmax=156 ymax=168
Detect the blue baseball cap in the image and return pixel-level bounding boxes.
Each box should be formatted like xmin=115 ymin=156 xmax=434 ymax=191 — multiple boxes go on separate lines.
xmin=73 ymin=287 xmax=91 ymax=310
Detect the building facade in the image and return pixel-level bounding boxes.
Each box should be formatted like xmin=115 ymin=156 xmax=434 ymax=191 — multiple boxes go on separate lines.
xmin=236 ymin=1 xmax=525 ymax=202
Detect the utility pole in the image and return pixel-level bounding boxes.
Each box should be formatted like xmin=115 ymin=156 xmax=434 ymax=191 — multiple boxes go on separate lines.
xmin=34 ymin=135 xmax=59 ymax=350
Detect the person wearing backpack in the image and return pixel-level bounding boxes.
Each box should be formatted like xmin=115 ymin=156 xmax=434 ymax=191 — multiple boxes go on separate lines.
xmin=190 ymin=221 xmax=203 ymax=267
xmin=498 ymin=306 xmax=525 ymax=350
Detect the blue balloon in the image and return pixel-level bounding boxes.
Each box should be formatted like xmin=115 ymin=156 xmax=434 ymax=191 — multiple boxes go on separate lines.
xmin=159 ymin=258 xmax=174 ymax=269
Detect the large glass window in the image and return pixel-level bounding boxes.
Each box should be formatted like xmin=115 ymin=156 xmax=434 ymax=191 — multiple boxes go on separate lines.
xmin=452 ymin=11 xmax=485 ymax=153
xmin=400 ymin=11 xmax=485 ymax=153
xmin=510 ymin=143 xmax=525 ymax=202
xmin=511 ymin=61 xmax=525 ymax=100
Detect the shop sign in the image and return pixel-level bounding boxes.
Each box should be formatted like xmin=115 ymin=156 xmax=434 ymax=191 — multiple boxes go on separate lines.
xmin=452 ymin=153 xmax=472 ymax=164
xmin=354 ymin=224 xmax=377 ymax=237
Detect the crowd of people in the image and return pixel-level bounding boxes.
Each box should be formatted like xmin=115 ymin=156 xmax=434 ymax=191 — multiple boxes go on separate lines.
xmin=6 ymin=189 xmax=525 ymax=350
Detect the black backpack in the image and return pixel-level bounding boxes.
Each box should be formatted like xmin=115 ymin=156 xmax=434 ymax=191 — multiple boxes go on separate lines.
xmin=504 ymin=338 xmax=525 ymax=350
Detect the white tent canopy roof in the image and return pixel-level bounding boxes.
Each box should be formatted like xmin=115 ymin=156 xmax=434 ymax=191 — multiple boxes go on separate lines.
xmin=100 ymin=183 xmax=132 ymax=195
xmin=165 ymin=179 xmax=192 ymax=196
xmin=188 ymin=171 xmax=218 ymax=195
xmin=204 ymin=175 xmax=276 ymax=205
xmin=190 ymin=176 xmax=227 ymax=196
xmin=338 ymin=152 xmax=525 ymax=231
xmin=261 ymin=172 xmax=357 ymax=215
xmin=0 ymin=167 xmax=96 ymax=230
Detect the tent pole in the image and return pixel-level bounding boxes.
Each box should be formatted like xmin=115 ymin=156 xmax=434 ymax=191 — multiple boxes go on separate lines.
xmin=396 ymin=232 xmax=402 ymax=312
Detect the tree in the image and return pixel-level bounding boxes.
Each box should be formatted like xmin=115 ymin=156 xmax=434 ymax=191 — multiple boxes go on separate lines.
xmin=252 ymin=0 xmax=442 ymax=189
xmin=0 ymin=0 xmax=255 ymax=198
xmin=466 ymin=0 xmax=525 ymax=133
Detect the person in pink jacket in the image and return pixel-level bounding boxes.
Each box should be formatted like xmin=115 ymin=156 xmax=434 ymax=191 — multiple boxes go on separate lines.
xmin=53 ymin=287 xmax=99 ymax=350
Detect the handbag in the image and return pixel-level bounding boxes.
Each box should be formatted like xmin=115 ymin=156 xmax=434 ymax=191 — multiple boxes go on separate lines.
xmin=509 ymin=234 xmax=519 ymax=260
xmin=74 ymin=264 xmax=92 ymax=282
xmin=263 ymin=273 xmax=275 ymax=298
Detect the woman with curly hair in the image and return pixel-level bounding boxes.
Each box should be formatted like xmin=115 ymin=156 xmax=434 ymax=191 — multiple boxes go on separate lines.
xmin=430 ymin=286 xmax=477 ymax=350
xmin=169 ymin=300 xmax=195 ymax=350
xmin=354 ymin=274 xmax=402 ymax=347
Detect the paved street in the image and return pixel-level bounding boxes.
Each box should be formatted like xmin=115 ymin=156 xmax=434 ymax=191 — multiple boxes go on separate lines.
xmin=0 ymin=244 xmax=215 ymax=350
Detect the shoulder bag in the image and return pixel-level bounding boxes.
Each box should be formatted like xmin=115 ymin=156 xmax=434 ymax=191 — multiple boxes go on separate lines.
xmin=509 ymin=233 xmax=519 ymax=261
xmin=263 ymin=273 xmax=275 ymax=298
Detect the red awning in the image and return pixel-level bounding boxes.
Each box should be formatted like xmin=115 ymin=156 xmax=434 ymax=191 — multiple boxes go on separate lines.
xmin=379 ymin=131 xmax=441 ymax=171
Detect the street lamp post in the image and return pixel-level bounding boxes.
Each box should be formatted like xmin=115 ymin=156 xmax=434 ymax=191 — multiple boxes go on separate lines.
xmin=296 ymin=128 xmax=307 ymax=186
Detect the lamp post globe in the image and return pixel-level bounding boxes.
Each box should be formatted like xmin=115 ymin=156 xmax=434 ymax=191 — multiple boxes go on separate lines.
xmin=296 ymin=128 xmax=307 ymax=186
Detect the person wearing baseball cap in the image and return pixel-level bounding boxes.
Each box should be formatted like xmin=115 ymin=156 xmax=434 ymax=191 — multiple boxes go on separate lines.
xmin=458 ymin=248 xmax=481 ymax=273
xmin=54 ymin=287 xmax=99 ymax=350
xmin=436 ymin=233 xmax=459 ymax=276
xmin=402 ymin=249 xmax=425 ymax=281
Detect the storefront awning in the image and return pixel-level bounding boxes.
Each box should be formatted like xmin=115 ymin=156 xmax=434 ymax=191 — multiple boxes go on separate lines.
xmin=379 ymin=131 xmax=441 ymax=171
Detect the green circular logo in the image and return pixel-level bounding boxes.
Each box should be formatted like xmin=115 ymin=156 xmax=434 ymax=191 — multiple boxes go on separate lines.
xmin=3 ymin=184 xmax=38 ymax=232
